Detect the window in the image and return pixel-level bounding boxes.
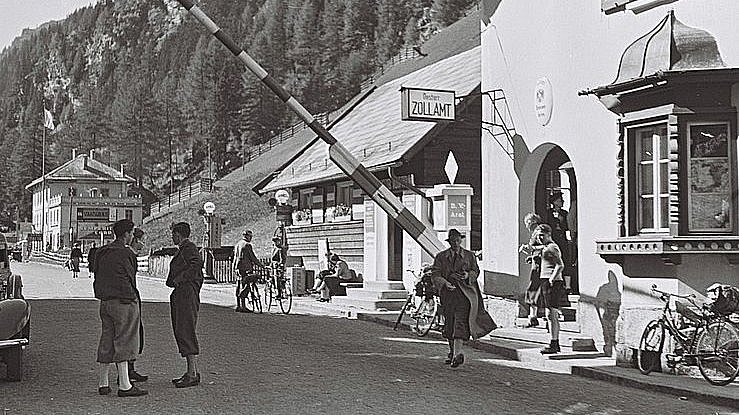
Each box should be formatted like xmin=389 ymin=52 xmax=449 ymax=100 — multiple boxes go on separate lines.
xmin=101 ymin=188 xmax=110 ymax=197
xmin=125 ymin=209 xmax=133 ymax=221
xmin=629 ymin=122 xmax=669 ymax=233
xmin=687 ymin=122 xmax=732 ymax=233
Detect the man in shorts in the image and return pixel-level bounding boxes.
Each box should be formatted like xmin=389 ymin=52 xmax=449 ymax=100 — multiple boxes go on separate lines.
xmin=93 ymin=219 xmax=148 ymax=397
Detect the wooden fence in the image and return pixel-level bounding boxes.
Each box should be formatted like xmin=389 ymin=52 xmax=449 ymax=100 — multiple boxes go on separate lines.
xmin=147 ymin=247 xmax=271 ymax=284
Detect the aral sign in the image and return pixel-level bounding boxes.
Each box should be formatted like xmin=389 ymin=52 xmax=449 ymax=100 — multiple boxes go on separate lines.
xmin=401 ymin=87 xmax=456 ymax=122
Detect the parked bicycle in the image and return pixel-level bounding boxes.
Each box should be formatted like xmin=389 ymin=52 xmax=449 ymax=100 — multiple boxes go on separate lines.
xmin=264 ymin=265 xmax=292 ymax=314
xmin=637 ymin=284 xmax=739 ymax=386
xmin=236 ymin=272 xmax=263 ymax=314
xmin=394 ymin=267 xmax=444 ymax=337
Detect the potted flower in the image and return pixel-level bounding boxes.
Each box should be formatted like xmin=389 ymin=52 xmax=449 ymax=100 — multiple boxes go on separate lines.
xmin=333 ymin=204 xmax=352 ymax=222
xmin=292 ymin=208 xmax=312 ymax=225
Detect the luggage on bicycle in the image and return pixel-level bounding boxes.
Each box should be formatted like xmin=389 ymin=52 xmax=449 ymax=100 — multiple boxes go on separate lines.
xmin=707 ymin=284 xmax=739 ymax=315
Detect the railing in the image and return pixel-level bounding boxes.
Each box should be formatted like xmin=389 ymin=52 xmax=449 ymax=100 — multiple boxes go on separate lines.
xmin=144 ymin=112 xmax=330 ymax=219
xmin=30 ymin=251 xmax=149 ymax=274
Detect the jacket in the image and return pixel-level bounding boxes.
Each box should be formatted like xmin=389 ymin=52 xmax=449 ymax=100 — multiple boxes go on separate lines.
xmin=93 ymin=240 xmax=139 ymax=301
xmin=431 ymin=246 xmax=497 ymax=339
xmin=166 ymin=239 xmax=204 ymax=288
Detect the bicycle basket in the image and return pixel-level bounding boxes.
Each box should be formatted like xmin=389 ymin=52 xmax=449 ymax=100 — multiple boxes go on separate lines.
xmin=709 ymin=285 xmax=739 ymax=316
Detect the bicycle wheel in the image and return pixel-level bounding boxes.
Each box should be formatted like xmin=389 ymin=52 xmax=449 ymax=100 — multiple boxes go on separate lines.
xmin=246 ymin=283 xmax=263 ymax=314
xmin=637 ymin=320 xmax=665 ymax=375
xmin=278 ymin=278 xmax=293 ymax=314
xmin=414 ymin=298 xmax=438 ymax=337
xmin=696 ymin=320 xmax=739 ymax=386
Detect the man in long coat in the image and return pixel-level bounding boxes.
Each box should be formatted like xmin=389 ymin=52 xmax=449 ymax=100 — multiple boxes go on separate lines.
xmin=431 ymin=229 xmax=496 ymax=368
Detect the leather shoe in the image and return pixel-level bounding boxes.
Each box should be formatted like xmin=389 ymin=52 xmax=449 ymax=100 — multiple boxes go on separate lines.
xmin=174 ymin=372 xmax=200 ymax=388
xmin=525 ymin=318 xmax=539 ymax=328
xmin=444 ymin=352 xmax=453 ymax=365
xmin=129 ymin=370 xmax=148 ymax=382
xmin=171 ymin=373 xmax=187 ymax=384
xmin=98 ymin=386 xmax=111 ymax=395
xmin=118 ymin=384 xmax=148 ymax=397
xmin=450 ymin=353 xmax=465 ymax=368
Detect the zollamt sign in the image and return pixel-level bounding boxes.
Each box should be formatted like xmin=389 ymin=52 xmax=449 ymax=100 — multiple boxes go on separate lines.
xmin=401 ymin=87 xmax=456 ymax=122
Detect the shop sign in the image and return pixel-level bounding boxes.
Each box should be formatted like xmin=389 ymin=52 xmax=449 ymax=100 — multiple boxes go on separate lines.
xmin=401 ymin=87 xmax=456 ymax=122
xmin=77 ymin=207 xmax=110 ymax=222
xmin=447 ymin=195 xmax=468 ymax=227
xmin=534 ymin=77 xmax=553 ymax=126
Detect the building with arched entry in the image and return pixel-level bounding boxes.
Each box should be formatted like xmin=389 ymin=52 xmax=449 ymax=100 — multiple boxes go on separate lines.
xmin=480 ymin=0 xmax=739 ymax=364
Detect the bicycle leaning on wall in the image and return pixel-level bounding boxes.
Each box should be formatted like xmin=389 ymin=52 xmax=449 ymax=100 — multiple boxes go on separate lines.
xmin=394 ymin=266 xmax=444 ymax=337
xmin=637 ymin=284 xmax=739 ymax=386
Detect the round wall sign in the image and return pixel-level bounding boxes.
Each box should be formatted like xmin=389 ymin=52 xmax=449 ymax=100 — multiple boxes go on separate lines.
xmin=534 ymin=77 xmax=553 ymax=126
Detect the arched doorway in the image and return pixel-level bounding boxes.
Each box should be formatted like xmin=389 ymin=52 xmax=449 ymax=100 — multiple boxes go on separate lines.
xmin=534 ymin=146 xmax=579 ymax=294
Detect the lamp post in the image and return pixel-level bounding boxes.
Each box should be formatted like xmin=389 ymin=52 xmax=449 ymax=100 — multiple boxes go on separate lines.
xmin=201 ymin=201 xmax=216 ymax=279
xmin=68 ymin=186 xmax=75 ymax=245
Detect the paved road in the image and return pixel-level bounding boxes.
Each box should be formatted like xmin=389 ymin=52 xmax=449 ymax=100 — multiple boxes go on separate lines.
xmin=2 ymin=261 xmax=737 ymax=414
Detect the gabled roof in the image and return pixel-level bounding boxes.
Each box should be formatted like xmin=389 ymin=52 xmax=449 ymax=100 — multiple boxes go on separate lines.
xmin=258 ymin=45 xmax=481 ymax=193
xmin=25 ymin=154 xmax=135 ymax=190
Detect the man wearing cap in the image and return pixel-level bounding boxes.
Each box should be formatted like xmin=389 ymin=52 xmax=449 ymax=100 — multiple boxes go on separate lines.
xmin=232 ymin=229 xmax=264 ymax=312
xmin=430 ymin=229 xmax=496 ymax=368
xmin=167 ymin=222 xmax=204 ymax=388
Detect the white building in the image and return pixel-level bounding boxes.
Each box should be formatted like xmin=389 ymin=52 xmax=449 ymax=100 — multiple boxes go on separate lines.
xmin=25 ymin=151 xmax=142 ymax=251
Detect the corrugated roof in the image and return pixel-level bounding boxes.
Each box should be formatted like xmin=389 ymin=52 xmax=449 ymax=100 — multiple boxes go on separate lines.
xmin=261 ymin=46 xmax=481 ymax=192
xmin=25 ymin=154 xmax=135 ymax=189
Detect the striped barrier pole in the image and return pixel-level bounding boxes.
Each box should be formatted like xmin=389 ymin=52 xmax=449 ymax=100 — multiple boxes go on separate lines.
xmin=176 ymin=0 xmax=447 ymax=257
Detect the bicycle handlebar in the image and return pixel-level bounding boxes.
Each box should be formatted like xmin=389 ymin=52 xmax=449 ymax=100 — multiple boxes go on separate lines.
xmin=651 ymin=284 xmax=702 ymax=308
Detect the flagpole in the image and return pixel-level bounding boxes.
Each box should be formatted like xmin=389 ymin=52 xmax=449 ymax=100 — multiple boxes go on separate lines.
xmin=41 ymin=117 xmax=46 ymax=251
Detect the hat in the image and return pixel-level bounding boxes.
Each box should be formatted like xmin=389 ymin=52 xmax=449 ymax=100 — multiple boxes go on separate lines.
xmin=446 ymin=229 xmax=465 ymax=241
xmin=329 ymin=253 xmax=340 ymax=262
xmin=242 ymin=229 xmax=252 ymax=236
xmin=272 ymin=236 xmax=282 ymax=242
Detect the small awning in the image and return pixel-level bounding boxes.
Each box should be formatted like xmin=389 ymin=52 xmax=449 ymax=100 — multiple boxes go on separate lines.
xmin=581 ymin=10 xmax=725 ymax=97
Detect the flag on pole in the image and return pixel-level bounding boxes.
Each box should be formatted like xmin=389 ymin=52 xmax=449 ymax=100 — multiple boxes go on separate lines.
xmin=43 ymin=108 xmax=54 ymax=130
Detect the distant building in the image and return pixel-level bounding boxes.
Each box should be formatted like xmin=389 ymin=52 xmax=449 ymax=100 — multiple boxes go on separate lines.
xmin=25 ymin=150 xmax=142 ymax=251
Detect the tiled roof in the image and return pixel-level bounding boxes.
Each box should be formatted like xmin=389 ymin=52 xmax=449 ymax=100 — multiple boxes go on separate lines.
xmin=25 ymin=155 xmax=134 ymax=189
xmin=261 ymin=45 xmax=481 ymax=192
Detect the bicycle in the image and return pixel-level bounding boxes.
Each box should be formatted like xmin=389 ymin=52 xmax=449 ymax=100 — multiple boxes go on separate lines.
xmin=394 ymin=268 xmax=444 ymax=337
xmin=264 ymin=264 xmax=292 ymax=314
xmin=637 ymin=284 xmax=739 ymax=386
xmin=236 ymin=272 xmax=263 ymax=314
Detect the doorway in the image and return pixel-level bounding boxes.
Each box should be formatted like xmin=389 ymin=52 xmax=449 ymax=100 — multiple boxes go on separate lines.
xmin=388 ymin=218 xmax=404 ymax=281
xmin=535 ymin=146 xmax=579 ymax=294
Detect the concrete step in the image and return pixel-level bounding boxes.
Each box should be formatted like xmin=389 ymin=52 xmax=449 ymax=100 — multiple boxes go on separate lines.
xmin=345 ymin=288 xmax=408 ymax=300
xmin=331 ymin=296 xmax=407 ymax=311
xmin=361 ymin=281 xmax=406 ymax=291
xmin=514 ymin=318 xmax=580 ymax=332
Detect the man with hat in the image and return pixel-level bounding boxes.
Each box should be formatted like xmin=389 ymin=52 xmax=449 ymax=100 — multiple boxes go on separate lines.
xmin=232 ymin=229 xmax=264 ymax=312
xmin=430 ymin=229 xmax=496 ymax=368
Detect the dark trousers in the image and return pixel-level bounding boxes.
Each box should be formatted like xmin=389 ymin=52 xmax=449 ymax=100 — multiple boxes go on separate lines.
xmin=170 ymin=281 xmax=201 ymax=357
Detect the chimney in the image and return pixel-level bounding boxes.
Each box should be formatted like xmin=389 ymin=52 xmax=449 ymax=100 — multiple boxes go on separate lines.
xmin=89 ymin=149 xmax=94 ymax=160
xmin=72 ymin=148 xmax=77 ymax=159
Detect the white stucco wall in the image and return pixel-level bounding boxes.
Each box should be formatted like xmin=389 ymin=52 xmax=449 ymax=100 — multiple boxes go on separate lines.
xmin=480 ymin=0 xmax=739 ymax=349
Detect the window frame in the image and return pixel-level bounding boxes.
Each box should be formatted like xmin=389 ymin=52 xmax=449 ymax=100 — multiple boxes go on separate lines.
xmin=684 ymin=120 xmax=735 ymax=234
xmin=626 ymin=119 xmax=671 ymax=235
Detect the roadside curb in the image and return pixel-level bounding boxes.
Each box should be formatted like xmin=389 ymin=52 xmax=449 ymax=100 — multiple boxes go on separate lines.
xmin=571 ymin=366 xmax=739 ymax=409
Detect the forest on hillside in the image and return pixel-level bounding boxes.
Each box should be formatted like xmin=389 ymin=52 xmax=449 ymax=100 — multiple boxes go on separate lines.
xmin=0 ymin=0 xmax=476 ymax=224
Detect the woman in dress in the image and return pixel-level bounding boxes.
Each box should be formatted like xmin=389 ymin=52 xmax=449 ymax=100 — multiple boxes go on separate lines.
xmin=519 ymin=213 xmax=544 ymax=327
xmin=533 ymin=223 xmax=570 ymax=354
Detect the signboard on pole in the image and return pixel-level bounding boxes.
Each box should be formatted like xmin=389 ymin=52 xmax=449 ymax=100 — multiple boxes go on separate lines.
xmin=77 ymin=208 xmax=110 ymax=222
xmin=400 ymin=87 xmax=456 ymax=122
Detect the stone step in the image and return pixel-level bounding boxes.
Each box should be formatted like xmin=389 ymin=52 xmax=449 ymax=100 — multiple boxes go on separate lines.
xmin=345 ymin=288 xmax=408 ymax=300
xmin=330 ymin=296 xmax=407 ymax=311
